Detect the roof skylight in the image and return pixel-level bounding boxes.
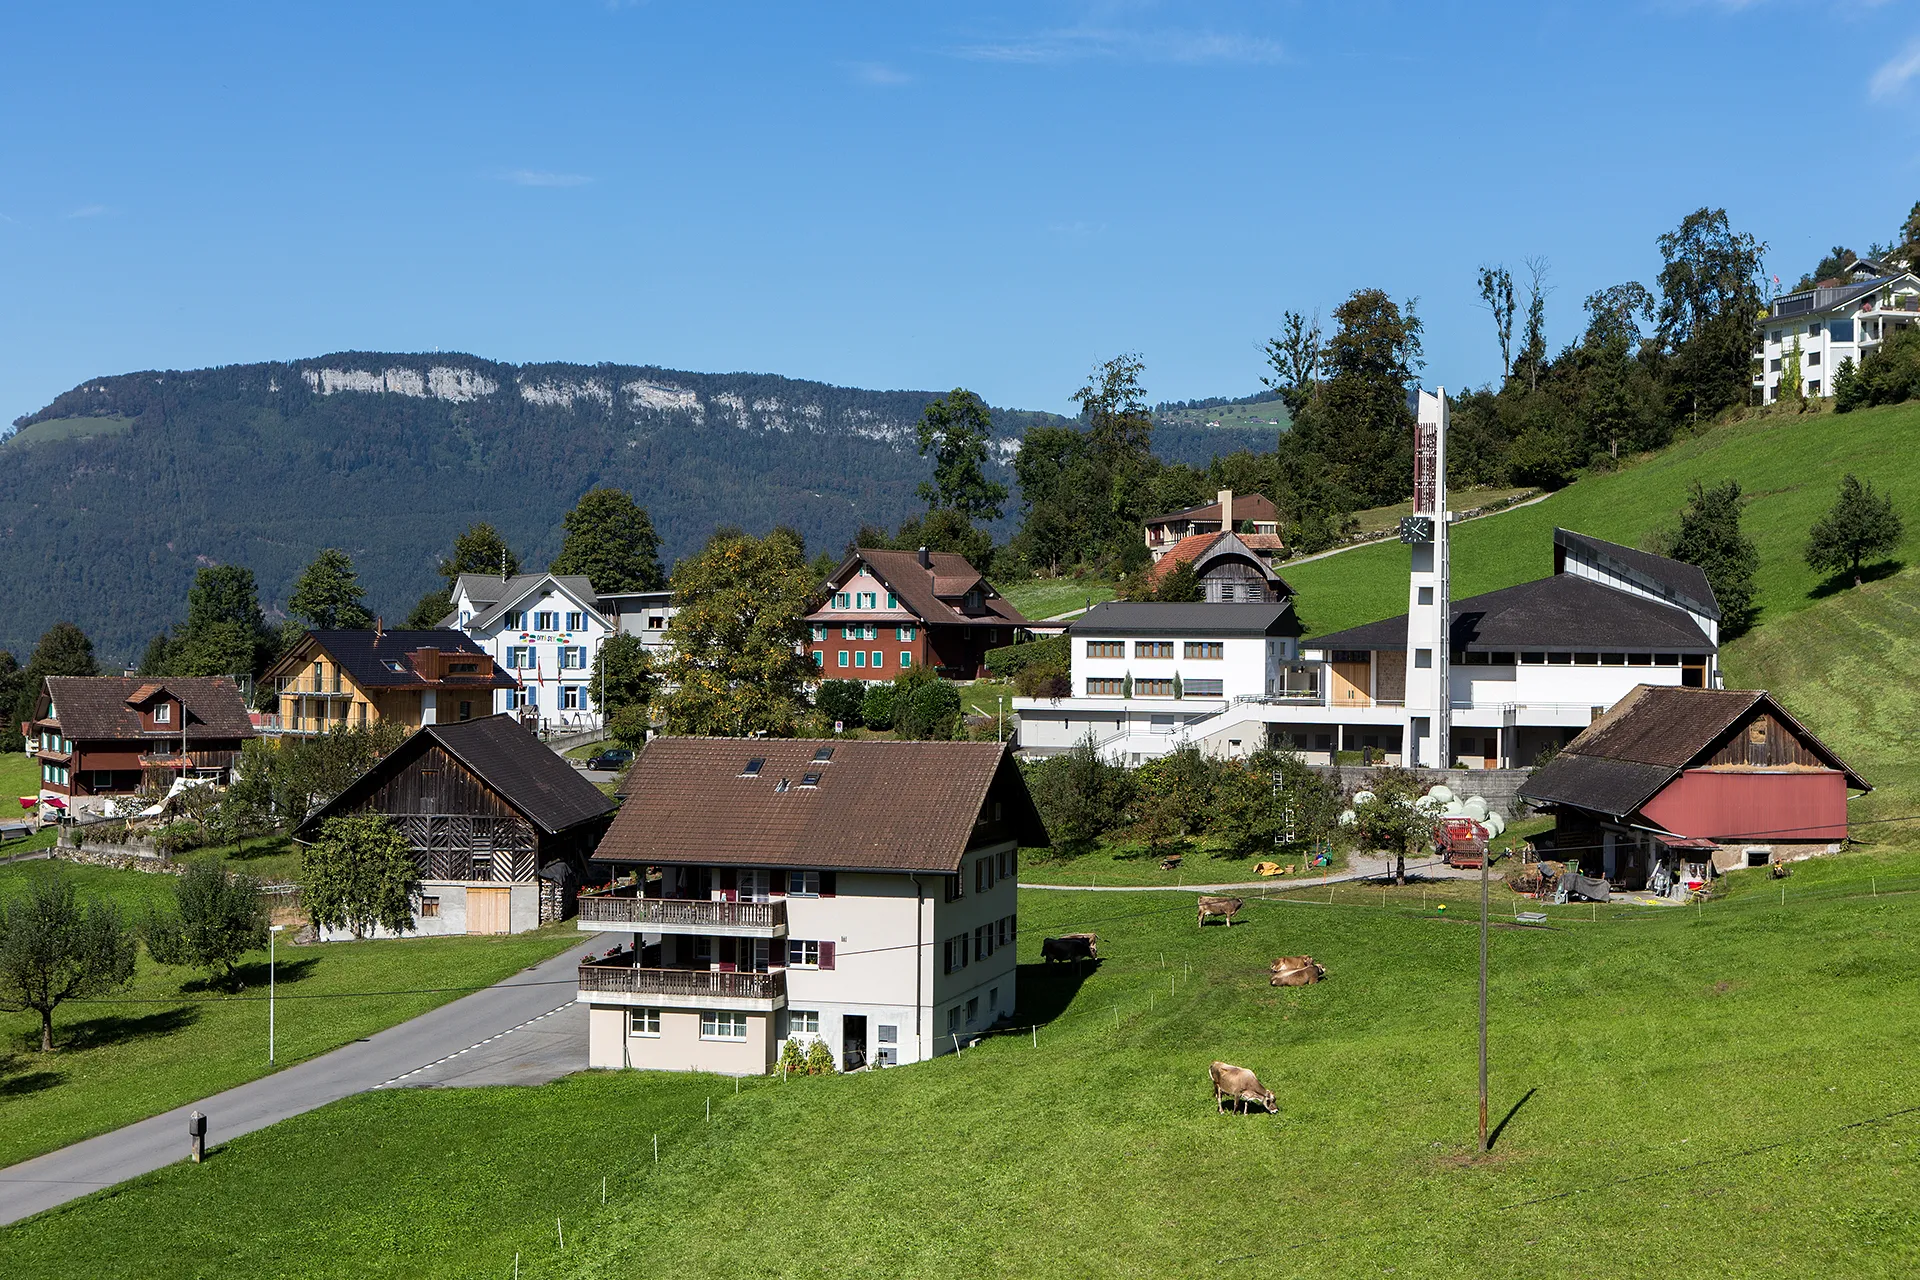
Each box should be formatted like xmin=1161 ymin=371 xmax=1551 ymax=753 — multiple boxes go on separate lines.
xmin=741 ymin=757 xmax=765 ymax=777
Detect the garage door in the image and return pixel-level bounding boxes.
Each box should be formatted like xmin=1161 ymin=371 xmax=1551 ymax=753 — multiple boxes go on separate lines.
xmin=467 ymin=887 xmax=511 ymax=935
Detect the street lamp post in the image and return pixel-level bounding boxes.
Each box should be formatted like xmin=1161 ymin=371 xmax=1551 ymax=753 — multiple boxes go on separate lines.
xmin=269 ymin=924 xmax=285 ymax=1063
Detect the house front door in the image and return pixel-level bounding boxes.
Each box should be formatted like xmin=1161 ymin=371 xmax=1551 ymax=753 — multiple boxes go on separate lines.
xmin=842 ymin=1014 xmax=868 ymax=1072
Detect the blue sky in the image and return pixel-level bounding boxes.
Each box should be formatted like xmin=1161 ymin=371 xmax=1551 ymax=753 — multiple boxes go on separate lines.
xmin=4 ymin=1 xmax=1919 ymax=425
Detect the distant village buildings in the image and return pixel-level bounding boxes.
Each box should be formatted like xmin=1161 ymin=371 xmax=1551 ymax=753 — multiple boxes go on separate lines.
xmin=1757 ymin=257 xmax=1919 ymax=403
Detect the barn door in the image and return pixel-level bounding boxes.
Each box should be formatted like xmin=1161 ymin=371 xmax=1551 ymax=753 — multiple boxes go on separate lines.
xmin=468 ymin=887 xmax=510 ymax=935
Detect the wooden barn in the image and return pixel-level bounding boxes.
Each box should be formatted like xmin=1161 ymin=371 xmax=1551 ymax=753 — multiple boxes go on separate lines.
xmin=1519 ymin=685 xmax=1870 ymax=895
xmin=295 ymin=714 xmax=615 ymax=937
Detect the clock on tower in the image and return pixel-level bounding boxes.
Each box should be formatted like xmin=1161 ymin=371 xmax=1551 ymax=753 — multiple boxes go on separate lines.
xmin=1397 ymin=515 xmax=1434 ymax=544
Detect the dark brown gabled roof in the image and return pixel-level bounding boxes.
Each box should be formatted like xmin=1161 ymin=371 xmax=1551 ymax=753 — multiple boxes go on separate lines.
xmin=1519 ymin=685 xmax=1870 ymax=818
xmin=812 ymin=549 xmax=1030 ymax=629
xmin=1307 ymin=574 xmax=1713 ymax=651
xmin=265 ymin=629 xmax=516 ymax=691
xmin=294 ymin=714 xmax=613 ymax=838
xmin=594 ymin=738 xmax=1048 ymax=872
xmin=1145 ymin=493 xmax=1281 ymax=527
xmin=38 ymin=676 xmax=256 ymax=741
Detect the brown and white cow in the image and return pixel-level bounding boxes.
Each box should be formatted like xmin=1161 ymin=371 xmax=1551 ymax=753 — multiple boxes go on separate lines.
xmin=1209 ymin=1061 xmax=1277 ymax=1114
xmin=1197 ymin=895 xmax=1244 ymax=928
xmin=1269 ymin=956 xmax=1326 ymax=986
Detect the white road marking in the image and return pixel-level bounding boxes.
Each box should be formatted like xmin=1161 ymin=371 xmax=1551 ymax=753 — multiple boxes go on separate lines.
xmin=373 ymin=1002 xmax=576 ymax=1089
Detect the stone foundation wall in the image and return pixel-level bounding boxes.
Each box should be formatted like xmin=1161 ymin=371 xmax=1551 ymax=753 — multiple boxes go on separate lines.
xmin=55 ymin=847 xmax=182 ymax=874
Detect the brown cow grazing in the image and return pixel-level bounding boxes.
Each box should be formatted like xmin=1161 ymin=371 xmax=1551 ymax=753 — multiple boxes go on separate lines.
xmin=1209 ymin=1061 xmax=1277 ymax=1114
xmin=1269 ymin=956 xmax=1326 ymax=986
xmin=1040 ymin=933 xmax=1099 ymax=964
xmin=1197 ymin=895 xmax=1244 ymax=928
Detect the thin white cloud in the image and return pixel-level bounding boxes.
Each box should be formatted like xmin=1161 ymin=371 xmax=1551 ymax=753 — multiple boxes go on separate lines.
xmin=955 ymin=25 xmax=1283 ymax=66
xmin=849 ymin=61 xmax=912 ymax=86
xmin=1871 ymin=38 xmax=1920 ymax=100
xmin=499 ymin=170 xmax=593 ymax=188
xmin=65 ymin=204 xmax=109 ymax=219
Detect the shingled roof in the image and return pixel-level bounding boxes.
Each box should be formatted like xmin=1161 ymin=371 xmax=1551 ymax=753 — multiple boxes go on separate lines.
xmin=1145 ymin=531 xmax=1292 ymax=592
xmin=1307 ymin=574 xmax=1713 ymax=651
xmin=38 ymin=676 xmax=257 ymax=741
xmin=814 ymin=549 xmax=1029 ymax=627
xmin=594 ymin=738 xmax=1047 ymax=872
xmin=295 ymin=714 xmax=614 ymax=838
xmin=447 ymin=573 xmax=609 ymax=631
xmin=1145 ymin=492 xmax=1281 ymax=527
xmin=1520 ymin=685 xmax=1869 ymax=818
xmin=1069 ymin=600 xmax=1302 ymax=638
xmin=1553 ymin=529 xmax=1720 ymax=622
xmin=270 ymin=630 xmax=516 ymax=691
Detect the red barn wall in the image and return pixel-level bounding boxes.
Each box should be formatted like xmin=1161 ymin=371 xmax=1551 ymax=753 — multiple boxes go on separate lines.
xmin=1642 ymin=769 xmax=1850 ymax=842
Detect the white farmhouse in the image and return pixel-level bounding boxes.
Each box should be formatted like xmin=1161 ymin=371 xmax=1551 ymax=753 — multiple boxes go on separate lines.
xmin=445 ymin=573 xmax=617 ymax=730
xmin=577 ymin=738 xmax=1047 ymax=1075
xmin=1757 ymin=258 xmax=1919 ymax=404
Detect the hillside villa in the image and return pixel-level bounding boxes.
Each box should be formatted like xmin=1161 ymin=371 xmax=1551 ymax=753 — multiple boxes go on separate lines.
xmin=1144 ymin=489 xmax=1281 ymax=561
xmin=1757 ymin=257 xmax=1919 ymax=404
xmin=576 ymin=738 xmax=1047 ymax=1075
xmin=1520 ymin=685 xmax=1870 ymax=895
xmin=295 ymin=714 xmax=615 ymax=937
xmin=26 ymin=675 xmax=256 ymax=812
xmin=807 ymin=548 xmax=1028 ymax=680
xmin=1013 ymin=527 xmax=1722 ymax=768
xmin=262 ymin=628 xmax=515 ymax=735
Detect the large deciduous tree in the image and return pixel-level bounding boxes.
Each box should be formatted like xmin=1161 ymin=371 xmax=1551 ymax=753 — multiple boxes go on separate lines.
xmin=656 ymin=530 xmax=815 ymax=736
xmin=1655 ymin=208 xmax=1766 ymax=424
xmin=1659 ymin=480 xmax=1760 ymax=636
xmin=592 ymin=631 xmax=656 ymax=712
xmin=1284 ymin=288 xmax=1424 ymax=509
xmin=288 ymin=549 xmax=374 ymax=631
xmin=301 ymin=813 xmax=420 ymax=940
xmin=438 ymin=522 xmax=520 ymax=588
xmin=1476 ymin=265 xmax=1516 ymax=381
xmin=144 ymin=860 xmax=270 ymax=990
xmin=0 ymin=866 xmax=137 ymax=1050
xmin=915 ymin=389 xmax=1008 ymax=523
xmin=1805 ymin=474 xmax=1904 ymax=588
xmin=549 ymin=488 xmax=666 ymax=593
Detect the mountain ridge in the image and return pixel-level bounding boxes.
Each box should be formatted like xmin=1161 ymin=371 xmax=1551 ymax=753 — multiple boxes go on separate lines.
xmin=1 ymin=351 xmax=1275 ymax=663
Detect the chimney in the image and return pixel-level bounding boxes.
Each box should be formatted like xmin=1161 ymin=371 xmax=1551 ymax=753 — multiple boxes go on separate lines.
xmin=917 ymin=545 xmax=931 ymax=570
xmin=374 ymin=616 xmax=384 ymax=641
xmin=1217 ymin=489 xmax=1233 ymax=532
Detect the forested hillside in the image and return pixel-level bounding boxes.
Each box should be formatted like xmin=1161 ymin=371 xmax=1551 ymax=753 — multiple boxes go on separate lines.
xmin=0 ymin=353 xmax=1271 ymax=663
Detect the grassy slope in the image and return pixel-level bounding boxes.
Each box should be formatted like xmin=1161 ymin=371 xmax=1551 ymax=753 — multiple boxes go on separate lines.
xmin=0 ymin=414 xmax=134 ymax=449
xmin=998 ymin=576 xmax=1116 ymax=621
xmin=1283 ymin=400 xmax=1920 ymax=638
xmin=11 ymin=853 xmax=1920 ymax=1278
xmin=0 ymin=859 xmax=578 ymax=1167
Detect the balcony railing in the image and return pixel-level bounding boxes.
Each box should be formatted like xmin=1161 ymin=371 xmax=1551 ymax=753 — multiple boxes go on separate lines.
xmin=577 ymin=896 xmax=786 ymax=931
xmin=577 ymin=963 xmax=785 ymax=1001
xmin=277 ymin=677 xmax=349 ymax=697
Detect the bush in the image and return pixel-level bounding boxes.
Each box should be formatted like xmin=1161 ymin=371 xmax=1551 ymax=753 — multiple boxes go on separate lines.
xmin=804 ymin=1037 xmax=836 ymax=1075
xmin=1022 ymin=735 xmax=1137 ymax=852
xmin=983 ymin=635 xmax=1068 ymax=680
xmin=860 ymin=683 xmax=896 ymax=731
xmin=896 ymin=680 xmax=962 ymax=741
xmin=814 ymin=680 xmax=867 ymax=730
xmin=607 ymin=704 xmax=650 ymax=749
xmin=1014 ymin=664 xmax=1070 ymax=698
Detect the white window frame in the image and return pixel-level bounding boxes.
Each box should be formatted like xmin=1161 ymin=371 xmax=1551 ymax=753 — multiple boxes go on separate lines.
xmin=628 ymin=1008 xmax=661 ymax=1037
xmin=153 ymin=703 xmax=171 ymax=724
xmin=700 ymin=1010 xmax=749 ymax=1040
xmin=565 ymin=611 xmax=586 ymax=631
xmin=790 ymin=1010 xmax=820 ymax=1036
xmin=787 ymin=870 xmax=820 ymax=896
xmin=787 ymin=939 xmax=820 ymax=969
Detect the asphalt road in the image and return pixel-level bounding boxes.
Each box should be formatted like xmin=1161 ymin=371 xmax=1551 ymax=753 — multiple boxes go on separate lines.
xmin=0 ymin=932 xmax=608 ymax=1227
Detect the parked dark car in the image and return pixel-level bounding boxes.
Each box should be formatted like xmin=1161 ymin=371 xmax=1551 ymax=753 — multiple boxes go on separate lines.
xmin=586 ymin=748 xmax=634 ymax=771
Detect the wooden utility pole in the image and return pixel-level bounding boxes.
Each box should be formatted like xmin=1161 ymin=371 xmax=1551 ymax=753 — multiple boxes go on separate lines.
xmin=1478 ymin=850 xmax=1490 ymax=1153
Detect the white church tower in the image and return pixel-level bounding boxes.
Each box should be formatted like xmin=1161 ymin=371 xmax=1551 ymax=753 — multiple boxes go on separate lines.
xmin=1399 ymin=388 xmax=1451 ymax=769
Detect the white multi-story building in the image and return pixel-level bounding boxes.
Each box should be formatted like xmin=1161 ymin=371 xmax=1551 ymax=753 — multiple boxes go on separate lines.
xmin=577 ymin=738 xmax=1046 ymax=1075
xmin=1757 ymin=258 xmax=1919 ymax=404
xmin=596 ymin=588 xmax=678 ymax=659
xmin=445 ymin=573 xmax=617 ymax=730
xmin=1014 ymin=528 xmax=1722 ymax=769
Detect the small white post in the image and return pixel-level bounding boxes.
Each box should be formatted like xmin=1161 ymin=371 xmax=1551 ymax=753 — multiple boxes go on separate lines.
xmin=705 ymin=1098 xmax=710 ymax=1122
xmin=653 ymin=1134 xmax=658 ymax=1165
xmin=515 ymin=1252 xmax=520 ymax=1279
xmin=602 ymin=1175 xmax=607 ymax=1204
xmin=556 ymin=1218 xmax=564 ymax=1251
xmin=1031 ymin=1025 xmax=1037 ymax=1048
xmin=952 ymin=1033 xmax=961 ymax=1055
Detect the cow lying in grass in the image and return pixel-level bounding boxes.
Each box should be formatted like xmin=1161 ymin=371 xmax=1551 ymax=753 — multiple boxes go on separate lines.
xmin=1041 ymin=933 xmax=1099 ymax=963
xmin=1269 ymin=956 xmax=1326 ymax=986
xmin=1197 ymin=895 xmax=1243 ymax=928
xmin=1209 ymin=1061 xmax=1277 ymax=1114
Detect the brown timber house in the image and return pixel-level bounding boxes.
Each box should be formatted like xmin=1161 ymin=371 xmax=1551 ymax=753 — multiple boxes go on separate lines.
xmin=27 ymin=676 xmax=256 ymax=804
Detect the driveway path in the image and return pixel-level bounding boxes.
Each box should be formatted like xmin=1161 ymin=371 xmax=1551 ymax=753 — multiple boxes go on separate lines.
xmin=0 ymin=933 xmax=609 ymax=1227
xmin=1019 ymin=854 xmax=1481 ymax=893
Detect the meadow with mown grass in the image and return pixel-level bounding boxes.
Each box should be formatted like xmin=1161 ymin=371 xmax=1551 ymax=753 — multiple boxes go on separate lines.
xmin=8 ymin=847 xmax=1919 ymax=1279
xmin=0 ymin=859 xmax=579 ymax=1168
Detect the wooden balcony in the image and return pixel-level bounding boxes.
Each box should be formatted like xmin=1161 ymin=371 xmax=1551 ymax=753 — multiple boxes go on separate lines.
xmin=577 ymin=962 xmax=786 ymax=1008
xmin=576 ymin=896 xmax=788 ymax=938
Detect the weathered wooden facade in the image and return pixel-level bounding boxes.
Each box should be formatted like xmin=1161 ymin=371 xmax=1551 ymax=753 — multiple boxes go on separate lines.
xmin=27 ymin=676 xmax=256 ymax=808
xmin=295 ymin=714 xmax=614 ymax=937
xmin=1521 ymin=686 xmax=1870 ymax=895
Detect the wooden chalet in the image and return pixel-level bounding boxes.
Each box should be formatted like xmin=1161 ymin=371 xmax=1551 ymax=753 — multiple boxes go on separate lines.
xmin=1520 ymin=685 xmax=1870 ymax=894
xmin=807 ymin=548 xmax=1029 ymax=680
xmin=294 ymin=714 xmax=615 ymax=936
xmin=262 ymin=628 xmax=516 ymax=736
xmin=27 ymin=676 xmax=256 ymax=803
